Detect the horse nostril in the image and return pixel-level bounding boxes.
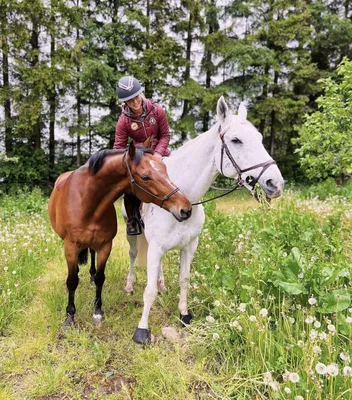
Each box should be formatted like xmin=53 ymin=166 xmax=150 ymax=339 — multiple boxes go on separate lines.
xmin=180 ymin=208 xmax=192 ymax=219
xmin=265 ymin=179 xmax=277 ymax=191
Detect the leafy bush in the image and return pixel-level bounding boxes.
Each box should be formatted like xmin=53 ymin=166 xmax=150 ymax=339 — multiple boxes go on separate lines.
xmin=187 ymin=193 xmax=352 ymax=398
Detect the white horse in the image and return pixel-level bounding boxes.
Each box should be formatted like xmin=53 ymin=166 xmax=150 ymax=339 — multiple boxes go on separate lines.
xmin=125 ymin=96 xmax=285 ymax=344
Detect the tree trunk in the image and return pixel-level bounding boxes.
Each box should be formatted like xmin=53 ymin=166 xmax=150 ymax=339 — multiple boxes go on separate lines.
xmin=30 ymin=16 xmax=41 ymax=150
xmin=48 ymin=13 xmax=56 ymax=172
xmin=180 ymin=12 xmax=193 ymax=140
xmin=269 ymin=71 xmax=279 ymax=156
xmin=259 ymin=65 xmax=270 ymax=135
xmin=2 ymin=31 xmax=12 ymax=154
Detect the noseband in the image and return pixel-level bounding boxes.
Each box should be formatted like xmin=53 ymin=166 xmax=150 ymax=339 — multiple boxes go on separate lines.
xmin=124 ymin=152 xmax=180 ymax=209
xmin=219 ymin=125 xmax=276 ymax=189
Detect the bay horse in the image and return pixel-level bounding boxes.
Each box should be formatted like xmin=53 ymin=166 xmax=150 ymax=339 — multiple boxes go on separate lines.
xmin=48 ymin=142 xmax=192 ymax=327
xmin=124 ymin=97 xmax=285 ymax=344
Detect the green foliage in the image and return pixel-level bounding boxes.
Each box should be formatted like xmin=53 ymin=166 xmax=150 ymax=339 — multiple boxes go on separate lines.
xmin=295 ymin=58 xmax=352 ymax=180
xmin=0 ymin=145 xmax=52 ymax=194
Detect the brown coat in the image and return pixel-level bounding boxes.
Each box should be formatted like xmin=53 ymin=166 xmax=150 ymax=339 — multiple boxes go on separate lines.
xmin=113 ymin=98 xmax=170 ymax=156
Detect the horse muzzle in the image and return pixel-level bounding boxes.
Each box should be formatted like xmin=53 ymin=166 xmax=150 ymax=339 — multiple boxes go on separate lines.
xmin=173 ymin=207 xmax=192 ymax=222
xmin=262 ymin=178 xmax=284 ymax=198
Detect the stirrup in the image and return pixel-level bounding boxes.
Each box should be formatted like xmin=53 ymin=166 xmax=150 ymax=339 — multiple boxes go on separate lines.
xmin=127 ymin=217 xmax=143 ymax=236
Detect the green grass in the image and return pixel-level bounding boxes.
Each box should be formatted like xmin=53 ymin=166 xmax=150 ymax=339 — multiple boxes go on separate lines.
xmin=0 ymin=184 xmax=351 ymax=399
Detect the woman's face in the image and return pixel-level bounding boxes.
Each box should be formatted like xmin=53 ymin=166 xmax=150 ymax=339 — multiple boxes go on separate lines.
xmin=126 ymin=94 xmax=143 ymax=114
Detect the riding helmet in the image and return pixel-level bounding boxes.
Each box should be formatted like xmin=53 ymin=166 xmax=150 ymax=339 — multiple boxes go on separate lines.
xmin=116 ymin=76 xmax=144 ymax=102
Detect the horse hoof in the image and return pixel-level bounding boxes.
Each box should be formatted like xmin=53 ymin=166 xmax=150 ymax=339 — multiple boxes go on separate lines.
xmin=132 ymin=328 xmax=151 ymax=344
xmin=124 ymin=288 xmax=134 ymax=295
xmin=93 ymin=313 xmax=104 ymax=328
xmin=158 ymin=288 xmax=168 ymax=296
xmin=64 ymin=315 xmax=75 ymax=327
xmin=90 ymin=276 xmax=96 ymax=285
xmin=180 ymin=312 xmax=192 ymax=326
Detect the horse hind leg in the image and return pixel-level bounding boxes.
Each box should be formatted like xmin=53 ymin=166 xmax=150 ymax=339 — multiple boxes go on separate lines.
xmin=64 ymin=242 xmax=80 ymax=327
xmin=179 ymin=238 xmax=199 ymax=326
xmin=89 ymin=249 xmax=96 ymax=284
xmin=124 ymin=234 xmax=138 ymax=294
xmin=93 ymin=242 xmax=112 ymax=327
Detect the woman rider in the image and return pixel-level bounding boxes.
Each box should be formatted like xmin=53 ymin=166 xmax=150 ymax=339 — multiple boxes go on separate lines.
xmin=114 ymin=76 xmax=171 ymax=235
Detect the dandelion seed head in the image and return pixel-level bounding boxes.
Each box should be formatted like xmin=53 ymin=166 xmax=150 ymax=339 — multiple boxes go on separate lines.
xmin=340 ymin=352 xmax=350 ymax=362
xmin=315 ymin=362 xmax=327 ymax=375
xmin=238 ymin=303 xmax=247 ymax=312
xmin=289 ymin=372 xmax=300 ymax=383
xmin=326 ymin=363 xmax=339 ymax=376
xmin=314 ymin=320 xmax=321 ymax=328
xmin=259 ymin=308 xmax=268 ymax=317
xmin=308 ymin=297 xmax=317 ymax=305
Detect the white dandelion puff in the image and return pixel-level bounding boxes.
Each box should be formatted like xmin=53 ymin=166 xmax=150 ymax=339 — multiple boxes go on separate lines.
xmin=326 ymin=363 xmax=339 ymax=377
xmin=288 ymin=372 xmax=300 ymax=383
xmin=305 ymin=316 xmax=314 ymax=324
xmin=315 ymin=362 xmax=327 ymax=375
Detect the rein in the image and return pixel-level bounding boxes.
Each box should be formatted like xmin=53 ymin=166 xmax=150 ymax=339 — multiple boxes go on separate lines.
xmin=191 ymin=125 xmax=276 ymax=207
xmin=124 ymin=151 xmax=180 ymax=209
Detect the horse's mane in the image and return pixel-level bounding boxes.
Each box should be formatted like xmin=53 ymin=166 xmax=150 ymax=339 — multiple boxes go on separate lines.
xmin=88 ymin=147 xmax=154 ymax=175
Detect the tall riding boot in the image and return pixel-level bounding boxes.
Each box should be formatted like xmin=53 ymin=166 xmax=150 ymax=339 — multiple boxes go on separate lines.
xmin=124 ymin=192 xmax=143 ymax=236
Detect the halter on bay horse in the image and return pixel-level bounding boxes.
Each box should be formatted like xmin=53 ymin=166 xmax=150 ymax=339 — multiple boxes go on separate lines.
xmin=48 ymin=142 xmax=192 ymax=326
xmin=124 ymin=96 xmax=285 ymax=344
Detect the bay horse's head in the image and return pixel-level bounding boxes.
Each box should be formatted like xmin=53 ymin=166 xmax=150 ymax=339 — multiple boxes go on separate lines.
xmin=126 ymin=142 xmax=192 ymax=221
xmin=214 ymin=97 xmax=284 ymax=198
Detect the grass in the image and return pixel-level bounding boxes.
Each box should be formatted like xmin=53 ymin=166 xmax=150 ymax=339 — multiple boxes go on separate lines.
xmin=0 ymin=184 xmax=351 ymax=399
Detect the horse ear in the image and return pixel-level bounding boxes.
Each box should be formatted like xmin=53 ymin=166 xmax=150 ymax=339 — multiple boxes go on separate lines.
xmin=143 ymin=135 xmax=153 ymax=149
xmin=217 ymin=96 xmax=228 ymax=123
xmin=238 ymin=102 xmax=247 ymax=121
xmin=128 ymin=141 xmax=136 ymax=160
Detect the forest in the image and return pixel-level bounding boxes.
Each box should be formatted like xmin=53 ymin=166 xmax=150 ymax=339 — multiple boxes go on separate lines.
xmin=1 ymin=0 xmax=352 ymax=190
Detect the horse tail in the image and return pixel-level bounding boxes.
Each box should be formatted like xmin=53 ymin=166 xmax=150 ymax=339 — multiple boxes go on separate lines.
xmin=136 ymin=232 xmax=148 ymax=268
xmin=78 ymin=248 xmax=89 ymax=265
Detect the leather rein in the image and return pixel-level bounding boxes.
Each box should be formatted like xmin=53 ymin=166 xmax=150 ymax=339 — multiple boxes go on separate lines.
xmin=124 ymin=151 xmax=180 ymax=209
xmin=192 ymin=125 xmax=276 ymax=206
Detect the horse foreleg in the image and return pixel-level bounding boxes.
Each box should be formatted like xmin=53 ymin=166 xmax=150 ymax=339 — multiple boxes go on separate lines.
xmin=157 ymin=263 xmax=167 ymax=294
xmin=132 ymin=246 xmax=163 ymax=344
xmin=93 ymin=242 xmax=112 ymax=326
xmin=64 ymin=241 xmax=79 ymax=327
xmin=124 ymin=234 xmax=138 ymax=294
xmin=179 ymin=238 xmax=198 ymax=325
xmin=89 ymin=248 xmax=96 ymax=284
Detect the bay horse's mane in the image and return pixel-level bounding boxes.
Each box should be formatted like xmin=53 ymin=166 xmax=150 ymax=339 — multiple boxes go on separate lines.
xmin=88 ymin=147 xmax=154 ymax=176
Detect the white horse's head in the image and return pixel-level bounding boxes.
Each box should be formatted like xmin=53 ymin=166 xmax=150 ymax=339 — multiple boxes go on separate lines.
xmin=214 ymin=96 xmax=284 ymax=198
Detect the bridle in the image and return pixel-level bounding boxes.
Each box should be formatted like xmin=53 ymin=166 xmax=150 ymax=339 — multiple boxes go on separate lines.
xmin=219 ymin=125 xmax=276 ymax=189
xmin=192 ymin=124 xmax=276 ymax=206
xmin=124 ymin=151 xmax=180 ymax=209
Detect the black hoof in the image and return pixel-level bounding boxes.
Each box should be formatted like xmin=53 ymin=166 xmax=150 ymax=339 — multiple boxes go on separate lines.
xmin=180 ymin=312 xmax=192 ymax=326
xmin=64 ymin=314 xmax=75 ymax=327
xmin=132 ymin=327 xmax=151 ymax=344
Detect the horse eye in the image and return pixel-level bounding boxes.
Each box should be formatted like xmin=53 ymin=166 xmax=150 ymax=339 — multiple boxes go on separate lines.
xmin=232 ymin=137 xmax=242 ymax=144
xmin=141 ymin=175 xmax=151 ymax=182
